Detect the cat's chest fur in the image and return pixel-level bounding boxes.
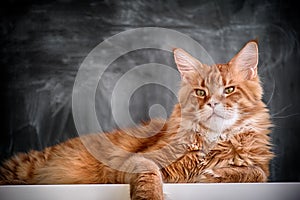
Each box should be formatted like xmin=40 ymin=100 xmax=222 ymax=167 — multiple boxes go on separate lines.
xmin=203 ymin=130 xmax=223 ymax=143
xmin=181 ymin=119 xmax=234 ymax=148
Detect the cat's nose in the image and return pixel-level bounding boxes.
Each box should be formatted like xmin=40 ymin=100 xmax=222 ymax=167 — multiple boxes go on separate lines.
xmin=207 ymin=101 xmax=219 ymax=108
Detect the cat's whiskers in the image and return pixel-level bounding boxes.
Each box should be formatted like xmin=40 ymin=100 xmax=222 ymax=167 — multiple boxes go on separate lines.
xmin=271 ymin=104 xmax=292 ymax=117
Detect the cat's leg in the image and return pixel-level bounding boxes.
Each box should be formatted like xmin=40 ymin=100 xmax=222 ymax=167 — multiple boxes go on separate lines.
xmin=199 ymin=166 xmax=267 ymax=183
xmin=119 ymin=156 xmax=164 ymax=200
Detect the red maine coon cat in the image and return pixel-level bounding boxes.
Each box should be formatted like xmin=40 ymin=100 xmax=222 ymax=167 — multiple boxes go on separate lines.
xmin=0 ymin=40 xmax=273 ymax=200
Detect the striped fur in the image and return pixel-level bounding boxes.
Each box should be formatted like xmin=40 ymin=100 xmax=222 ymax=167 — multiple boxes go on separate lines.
xmin=0 ymin=41 xmax=273 ymax=200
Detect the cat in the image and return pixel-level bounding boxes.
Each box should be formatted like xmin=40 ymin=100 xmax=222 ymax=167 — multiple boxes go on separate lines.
xmin=0 ymin=40 xmax=274 ymax=200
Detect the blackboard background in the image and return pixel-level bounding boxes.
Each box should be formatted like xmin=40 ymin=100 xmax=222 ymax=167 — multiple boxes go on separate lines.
xmin=1 ymin=0 xmax=299 ymax=182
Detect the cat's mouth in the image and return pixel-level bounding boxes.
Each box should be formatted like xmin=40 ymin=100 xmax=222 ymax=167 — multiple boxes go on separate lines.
xmin=207 ymin=112 xmax=225 ymax=120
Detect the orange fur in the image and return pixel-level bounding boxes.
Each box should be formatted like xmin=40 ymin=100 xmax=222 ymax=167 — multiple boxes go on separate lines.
xmin=0 ymin=41 xmax=274 ymax=200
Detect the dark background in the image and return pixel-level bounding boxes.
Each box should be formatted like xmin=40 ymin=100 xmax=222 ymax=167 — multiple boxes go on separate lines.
xmin=1 ymin=0 xmax=300 ymax=182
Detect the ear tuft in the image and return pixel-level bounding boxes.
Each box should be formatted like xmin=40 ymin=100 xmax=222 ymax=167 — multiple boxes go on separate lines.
xmin=229 ymin=40 xmax=259 ymax=80
xmin=173 ymin=48 xmax=201 ymax=78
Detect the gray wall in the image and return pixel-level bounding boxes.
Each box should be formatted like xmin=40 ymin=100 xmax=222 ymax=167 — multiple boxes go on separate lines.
xmin=1 ymin=0 xmax=299 ymax=181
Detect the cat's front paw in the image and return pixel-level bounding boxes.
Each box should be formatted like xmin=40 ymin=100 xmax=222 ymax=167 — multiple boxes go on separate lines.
xmin=198 ymin=169 xmax=222 ymax=183
xmin=202 ymin=169 xmax=221 ymax=178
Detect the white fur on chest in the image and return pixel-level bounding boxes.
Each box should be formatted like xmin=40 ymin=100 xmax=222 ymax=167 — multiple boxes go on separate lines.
xmin=204 ymin=130 xmax=222 ymax=143
xmin=206 ymin=112 xmax=239 ymax=133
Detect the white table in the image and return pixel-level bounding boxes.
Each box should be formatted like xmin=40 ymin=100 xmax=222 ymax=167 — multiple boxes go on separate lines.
xmin=1 ymin=183 xmax=299 ymax=200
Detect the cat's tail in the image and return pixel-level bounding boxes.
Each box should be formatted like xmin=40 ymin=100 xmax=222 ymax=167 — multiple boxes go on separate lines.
xmin=0 ymin=149 xmax=51 ymax=185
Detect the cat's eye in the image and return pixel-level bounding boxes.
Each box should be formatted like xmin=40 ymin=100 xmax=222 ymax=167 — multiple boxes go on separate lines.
xmin=195 ymin=89 xmax=206 ymax=97
xmin=224 ymin=86 xmax=235 ymax=94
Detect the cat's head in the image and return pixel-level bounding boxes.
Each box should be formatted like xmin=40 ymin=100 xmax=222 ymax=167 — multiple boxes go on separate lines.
xmin=174 ymin=41 xmax=263 ymax=133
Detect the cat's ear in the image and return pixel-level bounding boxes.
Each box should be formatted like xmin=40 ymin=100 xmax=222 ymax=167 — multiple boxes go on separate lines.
xmin=173 ymin=48 xmax=201 ymax=79
xmin=229 ymin=40 xmax=259 ymax=80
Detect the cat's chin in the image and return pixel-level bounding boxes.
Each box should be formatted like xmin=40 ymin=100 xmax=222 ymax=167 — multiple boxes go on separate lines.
xmin=206 ymin=113 xmax=224 ymax=120
xmin=203 ymin=113 xmax=239 ymax=133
